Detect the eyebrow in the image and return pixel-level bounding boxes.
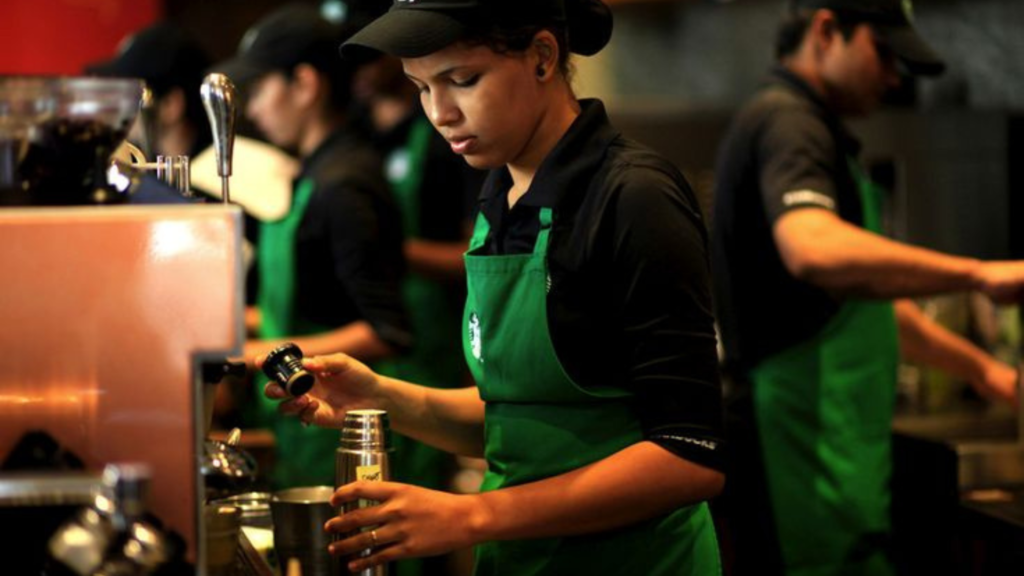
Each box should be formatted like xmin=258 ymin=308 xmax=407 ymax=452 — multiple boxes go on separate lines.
xmin=405 ymin=65 xmax=468 ymax=84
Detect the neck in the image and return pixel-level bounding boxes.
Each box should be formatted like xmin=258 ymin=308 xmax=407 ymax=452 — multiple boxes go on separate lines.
xmin=506 ymin=89 xmax=581 ymax=209
xmin=782 ymin=54 xmax=827 ymax=100
xmin=157 ymin=122 xmax=196 ymax=158
xmin=299 ymin=113 xmax=343 ymax=158
xmin=371 ymin=96 xmax=415 ymax=133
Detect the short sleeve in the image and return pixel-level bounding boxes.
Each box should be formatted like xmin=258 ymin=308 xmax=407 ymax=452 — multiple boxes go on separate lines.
xmin=757 ymin=104 xmax=841 ymax=223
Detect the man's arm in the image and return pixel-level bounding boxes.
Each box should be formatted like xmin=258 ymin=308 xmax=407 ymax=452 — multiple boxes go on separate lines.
xmin=773 ymin=208 xmax=1024 ymax=302
xmin=894 ymin=299 xmax=1017 ymax=404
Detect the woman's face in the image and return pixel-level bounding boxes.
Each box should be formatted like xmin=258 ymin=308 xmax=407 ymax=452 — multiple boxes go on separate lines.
xmin=245 ymin=72 xmax=303 ymax=149
xmin=403 ymin=42 xmax=545 ymax=170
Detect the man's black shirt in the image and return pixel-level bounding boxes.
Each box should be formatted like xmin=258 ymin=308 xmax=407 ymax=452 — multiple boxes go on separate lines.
xmin=712 ymin=68 xmax=865 ymax=375
xmin=476 ymin=100 xmax=724 ymax=472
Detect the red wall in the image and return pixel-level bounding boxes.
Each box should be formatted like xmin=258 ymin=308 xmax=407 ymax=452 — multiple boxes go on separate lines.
xmin=0 ymin=0 xmax=162 ymax=75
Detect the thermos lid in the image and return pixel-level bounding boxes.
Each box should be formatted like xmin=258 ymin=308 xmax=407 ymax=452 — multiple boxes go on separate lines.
xmin=339 ymin=409 xmax=392 ymax=450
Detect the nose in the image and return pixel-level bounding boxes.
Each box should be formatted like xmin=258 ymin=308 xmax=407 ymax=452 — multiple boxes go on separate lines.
xmin=424 ymin=90 xmax=460 ymax=128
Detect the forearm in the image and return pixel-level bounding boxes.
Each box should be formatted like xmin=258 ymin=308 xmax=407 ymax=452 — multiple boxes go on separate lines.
xmin=895 ymin=299 xmax=1012 ymax=393
xmin=404 ymin=239 xmax=467 ymax=281
xmin=246 ymin=321 xmax=395 ymax=364
xmin=469 ymin=441 xmax=723 ymax=542
xmin=776 ymin=210 xmax=981 ymax=298
xmin=896 ymin=300 xmax=981 ymax=377
xmin=375 ymin=380 xmax=486 ymax=457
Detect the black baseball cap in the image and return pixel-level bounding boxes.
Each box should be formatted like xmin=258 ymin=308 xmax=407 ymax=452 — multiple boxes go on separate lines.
xmin=214 ymin=4 xmax=348 ymax=85
xmin=87 ymin=23 xmax=211 ymax=96
xmin=792 ymin=0 xmax=945 ymax=76
xmin=340 ymin=0 xmax=613 ymax=59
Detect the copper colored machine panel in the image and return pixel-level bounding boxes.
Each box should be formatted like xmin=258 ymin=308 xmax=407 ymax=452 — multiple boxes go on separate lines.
xmin=0 ymin=204 xmax=244 ymax=562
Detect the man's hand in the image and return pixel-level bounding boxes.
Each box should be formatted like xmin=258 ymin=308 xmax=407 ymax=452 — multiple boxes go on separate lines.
xmin=973 ymin=261 xmax=1024 ymax=304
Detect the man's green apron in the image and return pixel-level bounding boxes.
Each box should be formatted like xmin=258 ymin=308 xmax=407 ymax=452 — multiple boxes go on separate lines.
xmin=255 ymin=178 xmax=338 ymax=489
xmin=374 ymin=116 xmax=466 ymax=576
xmin=463 ymin=207 xmax=721 ymax=575
xmin=752 ymin=159 xmax=899 ymax=576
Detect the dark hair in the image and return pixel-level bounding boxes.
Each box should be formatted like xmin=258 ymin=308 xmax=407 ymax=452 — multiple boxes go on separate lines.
xmin=279 ymin=37 xmax=356 ymax=112
xmin=462 ymin=22 xmax=574 ymax=79
xmin=283 ymin=62 xmax=355 ymax=112
xmin=775 ymin=8 xmax=861 ymax=59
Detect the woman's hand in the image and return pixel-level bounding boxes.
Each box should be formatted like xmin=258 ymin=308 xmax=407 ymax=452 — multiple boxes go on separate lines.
xmin=259 ymin=353 xmax=385 ymax=429
xmin=325 ymin=481 xmax=487 ymax=572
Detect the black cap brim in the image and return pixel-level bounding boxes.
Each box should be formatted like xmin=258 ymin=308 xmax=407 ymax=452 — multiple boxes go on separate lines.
xmin=875 ymin=24 xmax=945 ymax=76
xmin=210 ymin=55 xmax=275 ymax=86
xmin=340 ymin=9 xmax=467 ymax=59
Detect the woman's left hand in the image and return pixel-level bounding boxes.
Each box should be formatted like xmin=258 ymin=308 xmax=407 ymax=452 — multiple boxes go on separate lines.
xmin=326 ymin=481 xmax=487 ymax=572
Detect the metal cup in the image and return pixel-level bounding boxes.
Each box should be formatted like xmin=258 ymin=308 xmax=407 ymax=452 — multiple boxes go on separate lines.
xmin=337 ymin=410 xmax=393 ymax=576
xmin=270 ymin=486 xmax=338 ymax=576
xmin=204 ymin=503 xmax=241 ymax=576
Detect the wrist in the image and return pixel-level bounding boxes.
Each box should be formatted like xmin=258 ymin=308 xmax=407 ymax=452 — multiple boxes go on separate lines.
xmin=464 ymin=492 xmax=497 ymax=545
xmin=965 ymin=258 xmax=986 ymax=292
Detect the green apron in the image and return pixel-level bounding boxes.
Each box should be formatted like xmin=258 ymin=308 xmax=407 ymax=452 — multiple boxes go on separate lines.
xmin=255 ymin=178 xmax=339 ymax=488
xmin=752 ymin=159 xmax=899 ymax=576
xmin=463 ymin=207 xmax=721 ymax=576
xmin=373 ymin=116 xmax=465 ymax=576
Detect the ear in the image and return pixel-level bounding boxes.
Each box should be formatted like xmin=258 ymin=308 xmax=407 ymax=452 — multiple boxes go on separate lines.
xmin=810 ymin=9 xmax=841 ymax=54
xmin=531 ymin=30 xmax=560 ymax=81
xmin=290 ymin=63 xmax=324 ymax=109
xmin=157 ymin=87 xmax=186 ymax=126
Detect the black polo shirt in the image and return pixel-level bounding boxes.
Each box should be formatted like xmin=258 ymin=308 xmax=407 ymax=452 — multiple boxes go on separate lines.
xmin=476 ymin=99 xmax=724 ymax=472
xmin=712 ymin=67 xmax=864 ymax=376
xmin=290 ymin=129 xmax=412 ymax=350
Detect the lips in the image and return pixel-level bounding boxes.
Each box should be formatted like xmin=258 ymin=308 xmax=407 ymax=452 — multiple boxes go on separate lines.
xmin=447 ymin=135 xmax=476 ymax=155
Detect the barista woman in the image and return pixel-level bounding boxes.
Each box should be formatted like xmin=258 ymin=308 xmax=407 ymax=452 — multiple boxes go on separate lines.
xmin=262 ymin=0 xmax=725 ymax=574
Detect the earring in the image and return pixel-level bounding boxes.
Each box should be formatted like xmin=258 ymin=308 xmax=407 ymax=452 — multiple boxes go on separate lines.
xmin=536 ymin=65 xmax=545 ymax=78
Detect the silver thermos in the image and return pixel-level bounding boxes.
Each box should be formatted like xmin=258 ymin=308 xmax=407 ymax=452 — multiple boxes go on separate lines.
xmin=336 ymin=409 xmax=393 ymax=576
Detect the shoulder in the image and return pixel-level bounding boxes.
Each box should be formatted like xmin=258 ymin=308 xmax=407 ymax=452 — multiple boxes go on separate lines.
xmin=317 ymin=148 xmax=384 ymax=189
xmin=747 ymin=86 xmax=834 ymax=151
xmin=597 ymin=137 xmax=703 ymax=223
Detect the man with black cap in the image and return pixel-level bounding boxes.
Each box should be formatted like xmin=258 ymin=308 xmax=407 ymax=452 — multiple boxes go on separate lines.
xmin=215 ymin=3 xmax=411 ymax=490
xmin=712 ymin=2 xmax=1024 ymax=575
xmin=88 ymin=22 xmax=212 ymax=160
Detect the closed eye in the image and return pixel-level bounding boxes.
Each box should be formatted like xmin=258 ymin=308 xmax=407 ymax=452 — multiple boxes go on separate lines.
xmin=452 ymin=74 xmax=480 ymax=88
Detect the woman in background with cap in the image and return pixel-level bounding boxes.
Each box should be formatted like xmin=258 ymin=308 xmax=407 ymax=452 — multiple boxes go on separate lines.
xmin=263 ymin=0 xmax=725 ymax=573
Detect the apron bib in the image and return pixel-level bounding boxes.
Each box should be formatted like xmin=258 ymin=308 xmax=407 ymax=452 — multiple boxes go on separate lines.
xmin=254 ymin=179 xmax=338 ymax=488
xmin=464 ymin=208 xmax=721 ymax=576
xmin=751 ymin=158 xmax=899 ymax=576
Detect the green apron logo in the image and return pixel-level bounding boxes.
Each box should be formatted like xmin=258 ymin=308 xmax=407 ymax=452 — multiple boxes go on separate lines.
xmin=468 ymin=312 xmax=483 ymax=362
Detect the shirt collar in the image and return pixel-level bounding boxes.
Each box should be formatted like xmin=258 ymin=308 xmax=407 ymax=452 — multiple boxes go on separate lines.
xmin=479 ymin=98 xmax=620 ymax=209
xmin=767 ymin=66 xmax=862 ymax=156
xmin=299 ymin=128 xmax=356 ymax=180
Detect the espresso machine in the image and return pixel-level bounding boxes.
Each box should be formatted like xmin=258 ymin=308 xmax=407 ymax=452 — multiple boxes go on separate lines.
xmin=0 ymin=73 xmax=249 ymax=574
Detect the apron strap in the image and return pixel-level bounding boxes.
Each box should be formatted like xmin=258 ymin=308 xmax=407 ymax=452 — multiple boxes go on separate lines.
xmin=533 ymin=207 xmax=553 ymax=256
